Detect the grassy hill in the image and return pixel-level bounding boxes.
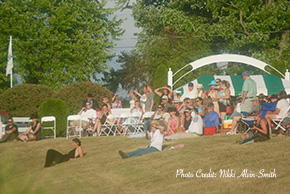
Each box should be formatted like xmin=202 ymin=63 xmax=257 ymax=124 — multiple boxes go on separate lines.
xmin=1 ymin=135 xmax=290 ymax=194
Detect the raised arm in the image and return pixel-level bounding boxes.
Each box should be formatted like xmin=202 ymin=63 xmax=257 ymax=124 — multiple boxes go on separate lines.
xmin=78 ymin=107 xmax=85 ymax=115
xmin=154 ymin=87 xmax=163 ymax=97
xmin=111 ymin=93 xmax=118 ymax=102
xmin=135 ymin=91 xmax=147 ymax=99
xmin=166 ymin=87 xmax=174 ymax=100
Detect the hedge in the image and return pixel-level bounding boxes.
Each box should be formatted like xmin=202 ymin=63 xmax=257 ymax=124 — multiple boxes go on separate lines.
xmin=0 ymin=84 xmax=54 ymax=116
xmin=54 ymin=81 xmax=113 ymax=114
xmin=38 ymin=98 xmax=69 ymax=137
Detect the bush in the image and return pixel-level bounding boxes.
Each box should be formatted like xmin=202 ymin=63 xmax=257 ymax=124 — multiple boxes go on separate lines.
xmin=38 ymin=98 xmax=69 ymax=137
xmin=0 ymin=84 xmax=54 ymax=116
xmin=55 ymin=81 xmax=113 ymax=114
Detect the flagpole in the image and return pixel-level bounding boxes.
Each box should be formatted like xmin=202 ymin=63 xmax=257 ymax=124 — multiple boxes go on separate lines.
xmin=6 ymin=36 xmax=13 ymax=88
xmin=10 ymin=36 xmax=13 ymax=88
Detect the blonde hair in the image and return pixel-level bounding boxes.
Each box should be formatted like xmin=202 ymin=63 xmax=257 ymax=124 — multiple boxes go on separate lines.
xmin=222 ymin=80 xmax=230 ymax=88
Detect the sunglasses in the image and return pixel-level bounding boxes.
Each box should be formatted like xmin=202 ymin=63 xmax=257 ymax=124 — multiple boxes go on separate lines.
xmin=196 ymin=100 xmax=200 ymax=102
xmin=86 ymin=104 xmax=91 ymax=106
xmin=8 ymin=121 xmax=13 ymax=123
xmin=184 ymin=111 xmax=190 ymax=113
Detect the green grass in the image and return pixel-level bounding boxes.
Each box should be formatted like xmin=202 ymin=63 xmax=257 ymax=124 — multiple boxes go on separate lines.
xmin=1 ymin=135 xmax=290 ymax=194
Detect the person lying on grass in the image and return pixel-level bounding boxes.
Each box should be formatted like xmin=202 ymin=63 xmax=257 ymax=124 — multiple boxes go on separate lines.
xmin=119 ymin=120 xmax=164 ymax=159
xmin=240 ymin=114 xmax=270 ymax=143
xmin=44 ymin=138 xmax=83 ymax=168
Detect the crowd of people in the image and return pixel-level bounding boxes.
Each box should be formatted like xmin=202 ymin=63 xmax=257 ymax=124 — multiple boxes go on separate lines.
xmin=2 ymin=71 xmax=290 ymax=161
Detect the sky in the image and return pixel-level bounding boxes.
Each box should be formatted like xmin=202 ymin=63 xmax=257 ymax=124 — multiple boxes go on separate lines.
xmin=101 ymin=0 xmax=142 ymax=98
xmin=105 ymin=0 xmax=141 ymax=70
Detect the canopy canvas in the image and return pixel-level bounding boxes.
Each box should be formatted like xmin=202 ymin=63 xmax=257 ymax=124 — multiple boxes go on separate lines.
xmin=175 ymin=74 xmax=290 ymax=96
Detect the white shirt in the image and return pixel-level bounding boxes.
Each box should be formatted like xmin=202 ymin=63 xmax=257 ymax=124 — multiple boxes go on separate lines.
xmin=149 ymin=129 xmax=164 ymax=151
xmin=80 ymin=109 xmax=97 ymax=122
xmin=276 ymin=99 xmax=289 ymax=118
xmin=129 ymin=100 xmax=135 ymax=109
xmin=180 ymin=90 xmax=196 ymax=101
xmin=140 ymin=94 xmax=147 ymax=112
xmin=187 ymin=112 xmax=203 ymax=134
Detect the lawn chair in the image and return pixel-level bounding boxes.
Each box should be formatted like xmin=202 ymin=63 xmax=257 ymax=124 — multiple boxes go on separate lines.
xmin=41 ymin=116 xmax=56 ymax=139
xmin=238 ymin=117 xmax=255 ymax=134
xmin=271 ymin=107 xmax=290 ymax=133
xmin=66 ymin=115 xmax=82 ymax=139
xmin=99 ymin=114 xmax=116 ymax=136
xmin=118 ymin=113 xmax=132 ymax=135
xmin=142 ymin=111 xmax=154 ymax=121
xmin=130 ymin=112 xmax=144 ymax=135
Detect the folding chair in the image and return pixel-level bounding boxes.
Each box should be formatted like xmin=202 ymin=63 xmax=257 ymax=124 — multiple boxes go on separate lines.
xmin=66 ymin=115 xmax=82 ymax=139
xmin=41 ymin=116 xmax=56 ymax=139
xmin=142 ymin=111 xmax=154 ymax=120
xmin=239 ymin=117 xmax=255 ymax=134
xmin=130 ymin=112 xmax=143 ymax=134
xmin=271 ymin=107 xmax=290 ymax=132
xmin=99 ymin=114 xmax=116 ymax=136
xmin=119 ymin=113 xmax=131 ymax=135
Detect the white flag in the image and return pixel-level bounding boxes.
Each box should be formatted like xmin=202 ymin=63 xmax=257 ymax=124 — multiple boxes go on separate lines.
xmin=6 ymin=36 xmax=13 ymax=76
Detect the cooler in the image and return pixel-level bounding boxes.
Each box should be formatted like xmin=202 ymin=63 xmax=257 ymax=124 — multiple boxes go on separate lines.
xmin=223 ymin=119 xmax=232 ymax=129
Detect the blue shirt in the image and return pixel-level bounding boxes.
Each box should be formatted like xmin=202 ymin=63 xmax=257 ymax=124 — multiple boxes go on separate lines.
xmin=204 ymin=111 xmax=219 ymax=128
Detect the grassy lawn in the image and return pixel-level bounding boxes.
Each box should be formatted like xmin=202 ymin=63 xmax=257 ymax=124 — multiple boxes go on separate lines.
xmin=1 ymin=134 xmax=290 ymax=194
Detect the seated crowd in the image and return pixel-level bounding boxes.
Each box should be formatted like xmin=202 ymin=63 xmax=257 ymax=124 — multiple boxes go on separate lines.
xmin=2 ymin=82 xmax=290 ymax=148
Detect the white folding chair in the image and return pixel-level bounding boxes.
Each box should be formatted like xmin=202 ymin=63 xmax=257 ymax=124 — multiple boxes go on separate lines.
xmin=119 ymin=113 xmax=132 ymax=135
xmin=272 ymin=107 xmax=290 ymax=132
xmin=130 ymin=112 xmax=143 ymax=134
xmin=66 ymin=115 xmax=82 ymax=139
xmin=142 ymin=111 xmax=155 ymax=120
xmin=99 ymin=114 xmax=116 ymax=136
xmin=41 ymin=116 xmax=56 ymax=139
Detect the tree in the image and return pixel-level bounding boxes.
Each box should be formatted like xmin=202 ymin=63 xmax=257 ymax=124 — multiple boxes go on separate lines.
xmin=115 ymin=50 xmax=149 ymax=91
xmin=0 ymin=0 xmax=124 ymax=90
xmin=117 ymin=0 xmax=290 ymax=84
xmin=101 ymin=68 xmax=121 ymax=93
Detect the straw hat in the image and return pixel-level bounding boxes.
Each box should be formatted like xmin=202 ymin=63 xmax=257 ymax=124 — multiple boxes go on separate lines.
xmin=197 ymin=84 xmax=203 ymax=89
xmin=150 ymin=120 xmax=161 ymax=127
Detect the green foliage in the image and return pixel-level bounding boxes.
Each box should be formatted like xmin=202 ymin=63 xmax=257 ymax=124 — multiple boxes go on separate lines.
xmin=0 ymin=0 xmax=124 ymax=90
xmin=38 ymin=98 xmax=69 ymax=137
xmin=153 ymin=64 xmax=167 ymax=89
xmin=0 ymin=82 xmax=112 ymax=118
xmin=101 ymin=68 xmax=120 ymax=93
xmin=114 ymin=0 xmax=290 ymax=90
xmin=153 ymin=64 xmax=167 ymax=105
xmin=55 ymin=81 xmax=113 ymax=114
xmin=115 ymin=50 xmax=149 ymax=91
xmin=0 ymin=84 xmax=54 ymax=116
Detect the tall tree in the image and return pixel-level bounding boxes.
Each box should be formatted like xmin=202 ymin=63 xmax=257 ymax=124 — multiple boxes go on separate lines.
xmin=115 ymin=0 xmax=290 ymax=86
xmin=0 ymin=0 xmax=124 ymax=90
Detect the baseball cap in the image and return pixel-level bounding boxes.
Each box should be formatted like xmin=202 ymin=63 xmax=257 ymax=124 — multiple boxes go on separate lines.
xmin=207 ymin=102 xmax=214 ymax=107
xmin=251 ymin=97 xmax=259 ymax=101
xmin=188 ymin=83 xmax=194 ymax=87
xmin=242 ymin=71 xmax=249 ymax=76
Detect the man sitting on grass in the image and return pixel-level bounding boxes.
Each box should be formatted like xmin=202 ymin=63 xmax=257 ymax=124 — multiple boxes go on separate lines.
xmin=0 ymin=117 xmax=18 ymax=143
xmin=119 ymin=120 xmax=164 ymax=159
xmin=240 ymin=114 xmax=270 ymax=144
